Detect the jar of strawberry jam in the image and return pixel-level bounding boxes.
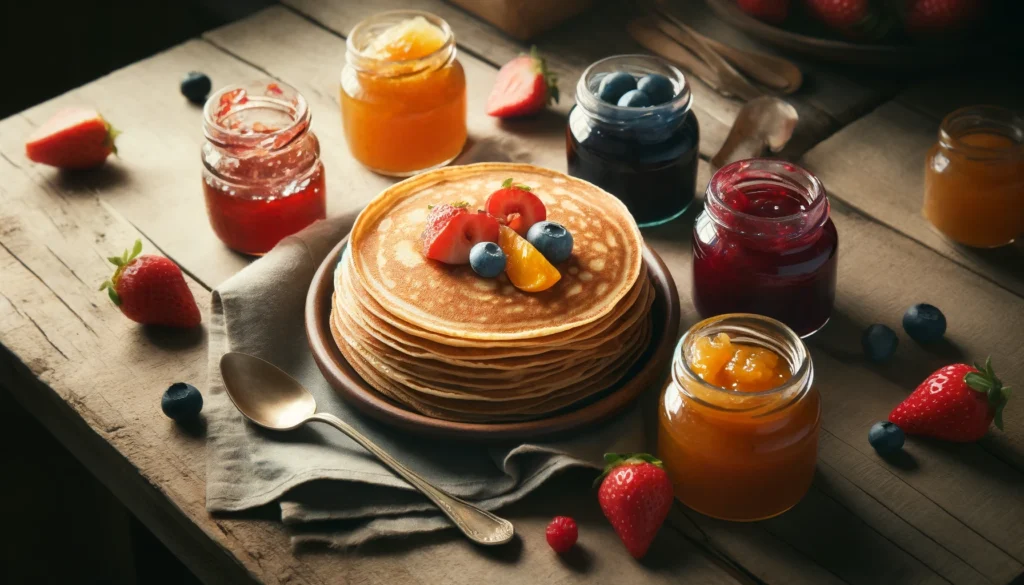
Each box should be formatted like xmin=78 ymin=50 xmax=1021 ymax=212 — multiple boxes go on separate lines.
xmin=692 ymin=159 xmax=838 ymax=337
xmin=567 ymin=55 xmax=699 ymax=227
xmin=659 ymin=313 xmax=820 ymax=521
xmin=342 ymin=11 xmax=467 ymax=176
xmin=202 ymin=81 xmax=326 ymax=256
xmin=924 ymin=105 xmax=1024 ymax=248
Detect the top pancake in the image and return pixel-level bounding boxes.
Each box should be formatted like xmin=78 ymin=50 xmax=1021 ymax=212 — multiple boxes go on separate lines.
xmin=347 ymin=163 xmax=644 ymax=340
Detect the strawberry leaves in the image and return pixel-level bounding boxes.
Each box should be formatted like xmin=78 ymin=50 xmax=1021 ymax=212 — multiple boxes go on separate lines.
xmin=99 ymin=239 xmax=144 ymax=306
xmin=965 ymin=357 xmax=1011 ymax=430
xmin=593 ymin=452 xmax=664 ymax=487
xmin=500 ymin=178 xmax=532 ymax=191
xmin=527 ymin=46 xmax=559 ymax=105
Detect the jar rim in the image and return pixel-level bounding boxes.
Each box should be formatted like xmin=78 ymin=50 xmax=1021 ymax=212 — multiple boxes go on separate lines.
xmin=673 ymin=313 xmax=812 ymax=409
xmin=345 ymin=10 xmax=456 ymax=77
xmin=939 ymin=105 xmax=1024 ymax=159
xmin=202 ymin=80 xmax=310 ymax=151
xmin=575 ymin=54 xmax=693 ymax=126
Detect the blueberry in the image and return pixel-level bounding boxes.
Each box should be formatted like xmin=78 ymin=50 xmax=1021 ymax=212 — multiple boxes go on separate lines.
xmin=637 ymin=73 xmax=675 ymax=105
xmin=527 ymin=221 xmax=574 ymax=264
xmin=868 ymin=421 xmax=905 ymax=455
xmin=617 ymin=89 xmax=651 ymax=108
xmin=596 ymin=72 xmax=636 ymax=104
xmin=861 ymin=324 xmax=899 ymax=362
xmin=469 ymin=242 xmax=506 ymax=278
xmin=181 ymin=72 xmax=212 ymax=105
xmin=162 ymin=382 xmax=203 ymax=421
xmin=903 ymin=303 xmax=946 ymax=343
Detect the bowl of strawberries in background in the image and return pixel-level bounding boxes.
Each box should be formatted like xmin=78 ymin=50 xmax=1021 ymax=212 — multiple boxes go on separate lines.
xmin=707 ymin=0 xmax=1005 ymax=67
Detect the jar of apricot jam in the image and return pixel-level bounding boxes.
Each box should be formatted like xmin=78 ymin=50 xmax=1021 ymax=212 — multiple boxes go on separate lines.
xmin=659 ymin=313 xmax=820 ymax=521
xmin=692 ymin=159 xmax=837 ymax=337
xmin=202 ymin=81 xmax=327 ymax=256
xmin=341 ymin=11 xmax=467 ymax=176
xmin=924 ymin=105 xmax=1024 ymax=248
xmin=567 ymin=55 xmax=699 ymax=227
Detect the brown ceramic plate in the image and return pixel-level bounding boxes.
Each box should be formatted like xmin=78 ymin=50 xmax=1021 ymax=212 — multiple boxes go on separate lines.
xmin=305 ymin=237 xmax=680 ymax=442
xmin=705 ymin=0 xmax=982 ymax=67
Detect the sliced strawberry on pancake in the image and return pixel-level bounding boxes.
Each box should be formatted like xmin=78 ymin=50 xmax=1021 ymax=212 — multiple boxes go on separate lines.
xmin=484 ymin=178 xmax=547 ymax=236
xmin=420 ymin=202 xmax=500 ymax=265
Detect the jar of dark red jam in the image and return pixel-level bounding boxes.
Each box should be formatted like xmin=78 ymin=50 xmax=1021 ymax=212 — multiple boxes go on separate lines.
xmin=202 ymin=81 xmax=327 ymax=256
xmin=692 ymin=159 xmax=838 ymax=337
xmin=567 ymin=55 xmax=699 ymax=227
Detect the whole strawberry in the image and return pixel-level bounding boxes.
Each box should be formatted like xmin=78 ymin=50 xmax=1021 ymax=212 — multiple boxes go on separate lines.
xmin=737 ymin=0 xmax=791 ymax=24
xmin=485 ymin=47 xmax=558 ymax=118
xmin=596 ymin=453 xmax=673 ymax=559
xmin=803 ymin=0 xmax=892 ymax=39
xmin=25 ymin=107 xmax=119 ymax=170
xmin=890 ymin=358 xmax=1011 ymax=442
xmin=99 ymin=240 xmax=201 ymax=328
xmin=904 ymin=0 xmax=985 ymax=38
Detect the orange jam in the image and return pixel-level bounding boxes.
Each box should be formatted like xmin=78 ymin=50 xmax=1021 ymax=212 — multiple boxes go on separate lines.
xmin=923 ymin=106 xmax=1024 ymax=248
xmin=341 ymin=12 xmax=467 ymax=176
xmin=658 ymin=315 xmax=820 ymax=521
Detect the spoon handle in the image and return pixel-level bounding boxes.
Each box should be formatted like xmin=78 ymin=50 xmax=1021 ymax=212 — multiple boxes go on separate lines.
xmin=309 ymin=412 xmax=515 ymax=546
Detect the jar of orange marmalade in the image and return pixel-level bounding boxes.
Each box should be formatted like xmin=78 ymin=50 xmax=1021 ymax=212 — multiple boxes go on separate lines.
xmin=202 ymin=81 xmax=326 ymax=256
xmin=924 ymin=105 xmax=1024 ymax=248
xmin=341 ymin=11 xmax=467 ymax=176
xmin=658 ymin=313 xmax=820 ymax=521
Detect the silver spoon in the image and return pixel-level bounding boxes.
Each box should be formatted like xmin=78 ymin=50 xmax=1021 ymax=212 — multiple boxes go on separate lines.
xmin=219 ymin=351 xmax=515 ymax=546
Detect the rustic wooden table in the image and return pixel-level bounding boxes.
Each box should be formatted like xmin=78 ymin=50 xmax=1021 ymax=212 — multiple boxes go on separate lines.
xmin=1 ymin=1 xmax=1022 ymax=584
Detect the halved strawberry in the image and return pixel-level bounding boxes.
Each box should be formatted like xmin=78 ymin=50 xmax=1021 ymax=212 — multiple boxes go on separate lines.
xmin=485 ymin=178 xmax=547 ymax=236
xmin=485 ymin=47 xmax=558 ymax=118
xmin=421 ymin=203 xmax=500 ymax=265
xmin=25 ymin=107 xmax=119 ymax=170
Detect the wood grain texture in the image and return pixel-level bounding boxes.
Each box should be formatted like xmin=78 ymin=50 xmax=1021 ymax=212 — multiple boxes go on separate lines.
xmin=801 ymin=101 xmax=1024 ymax=298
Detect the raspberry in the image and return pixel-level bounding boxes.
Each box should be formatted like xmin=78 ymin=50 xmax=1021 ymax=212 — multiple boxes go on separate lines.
xmin=545 ymin=516 xmax=578 ymax=553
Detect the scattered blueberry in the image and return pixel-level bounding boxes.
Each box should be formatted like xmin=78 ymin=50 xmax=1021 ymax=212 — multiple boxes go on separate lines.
xmin=617 ymin=89 xmax=651 ymax=108
xmin=861 ymin=324 xmax=899 ymax=363
xmin=596 ymin=72 xmax=637 ymax=105
xmin=162 ymin=382 xmax=203 ymax=421
xmin=469 ymin=242 xmax=506 ymax=278
xmin=181 ymin=72 xmax=212 ymax=105
xmin=527 ymin=221 xmax=574 ymax=264
xmin=637 ymin=73 xmax=675 ymax=105
xmin=868 ymin=421 xmax=905 ymax=455
xmin=902 ymin=303 xmax=946 ymax=343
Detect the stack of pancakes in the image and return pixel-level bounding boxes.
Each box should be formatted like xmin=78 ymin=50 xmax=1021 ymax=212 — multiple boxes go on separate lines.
xmin=331 ymin=163 xmax=653 ymax=423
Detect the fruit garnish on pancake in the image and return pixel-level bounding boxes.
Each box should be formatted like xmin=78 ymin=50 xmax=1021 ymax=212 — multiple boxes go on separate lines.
xmin=420 ymin=202 xmax=500 ymax=264
xmin=499 ymin=225 xmax=561 ymax=292
xmin=485 ymin=178 xmax=547 ymax=236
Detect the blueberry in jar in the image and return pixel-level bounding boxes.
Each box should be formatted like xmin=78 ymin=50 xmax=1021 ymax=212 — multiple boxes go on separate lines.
xmin=617 ymin=89 xmax=651 ymax=108
xmin=637 ymin=73 xmax=675 ymax=105
xmin=567 ymin=55 xmax=699 ymax=227
xmin=596 ymin=71 xmax=636 ymax=104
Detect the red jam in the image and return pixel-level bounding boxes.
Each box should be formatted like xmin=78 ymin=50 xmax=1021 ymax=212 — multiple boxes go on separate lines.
xmin=202 ymin=82 xmax=326 ymax=256
xmin=692 ymin=159 xmax=838 ymax=337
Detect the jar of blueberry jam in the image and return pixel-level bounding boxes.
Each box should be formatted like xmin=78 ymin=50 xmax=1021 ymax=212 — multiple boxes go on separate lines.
xmin=692 ymin=159 xmax=838 ymax=337
xmin=567 ymin=55 xmax=699 ymax=227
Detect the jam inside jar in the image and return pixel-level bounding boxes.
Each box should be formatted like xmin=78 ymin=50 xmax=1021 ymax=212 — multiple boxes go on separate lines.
xmin=924 ymin=105 xmax=1024 ymax=248
xmin=692 ymin=159 xmax=838 ymax=337
xmin=658 ymin=313 xmax=820 ymax=522
xmin=341 ymin=11 xmax=467 ymax=177
xmin=202 ymin=81 xmax=326 ymax=256
xmin=567 ymin=54 xmax=699 ymax=227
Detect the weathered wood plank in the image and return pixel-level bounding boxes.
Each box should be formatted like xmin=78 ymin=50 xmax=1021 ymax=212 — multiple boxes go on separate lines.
xmin=801 ymin=101 xmax=1024 ymax=298
xmin=0 ymin=32 xmax=741 ymax=585
xmin=282 ymin=0 xmax=842 ymax=158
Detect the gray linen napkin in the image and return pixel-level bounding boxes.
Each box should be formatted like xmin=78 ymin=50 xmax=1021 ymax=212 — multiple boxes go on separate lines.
xmin=205 ymin=142 xmax=647 ymax=547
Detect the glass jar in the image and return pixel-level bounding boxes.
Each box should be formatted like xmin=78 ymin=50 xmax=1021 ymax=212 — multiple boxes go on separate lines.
xmin=692 ymin=159 xmax=838 ymax=337
xmin=567 ymin=54 xmax=700 ymax=227
xmin=923 ymin=105 xmax=1024 ymax=248
xmin=341 ymin=10 xmax=467 ymax=176
xmin=658 ymin=313 xmax=820 ymax=522
xmin=202 ymin=81 xmax=326 ymax=256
